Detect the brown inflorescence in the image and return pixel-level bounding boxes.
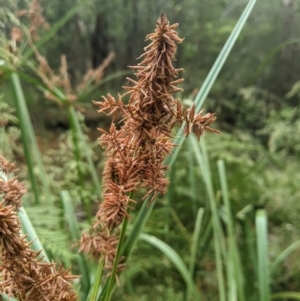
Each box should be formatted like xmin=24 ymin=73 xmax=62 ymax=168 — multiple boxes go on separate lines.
xmin=16 ymin=0 xmax=50 ymax=41
xmin=0 ymin=154 xmax=78 ymax=301
xmin=80 ymin=13 xmax=220 ymax=274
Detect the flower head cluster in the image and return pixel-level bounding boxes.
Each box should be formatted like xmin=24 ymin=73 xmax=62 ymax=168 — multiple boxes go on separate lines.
xmin=16 ymin=0 xmax=50 ymax=40
xmin=80 ymin=13 xmax=219 ymax=270
xmin=0 ymin=155 xmax=78 ymax=301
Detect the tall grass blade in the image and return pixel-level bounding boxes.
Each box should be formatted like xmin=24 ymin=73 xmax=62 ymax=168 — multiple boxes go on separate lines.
xmin=187 ymin=138 xmax=198 ymax=217
xmin=11 ymin=73 xmax=40 ymax=204
xmin=190 ymin=136 xmax=226 ymax=301
xmin=187 ymin=208 xmax=204 ymax=300
xmin=88 ymin=258 xmax=105 ymax=301
xmin=189 ymin=208 xmax=205 ymax=276
xmin=256 ymin=209 xmax=270 ymax=301
xmin=165 ymin=167 xmax=175 ymax=238
xmin=140 ymin=233 xmax=201 ymax=301
xmin=218 ymin=160 xmax=245 ymax=301
xmin=271 ymin=292 xmax=300 ymax=300
xmin=122 ymin=201 xmax=155 ymax=258
xmin=271 ymin=240 xmax=300 ymax=274
xmin=60 ymin=190 xmax=90 ymax=295
xmin=18 ymin=206 xmax=49 ymax=262
xmin=11 ymin=73 xmax=52 ymax=203
xmin=102 ymin=206 xmax=132 ymax=301
xmin=166 ymin=0 xmax=257 ymax=167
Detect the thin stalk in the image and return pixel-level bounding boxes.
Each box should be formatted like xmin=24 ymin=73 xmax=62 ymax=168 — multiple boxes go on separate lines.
xmin=102 ymin=212 xmax=130 ymax=301
xmin=88 ymin=257 xmax=105 ymax=301
xmin=102 ymin=193 xmax=135 ymax=301
xmin=122 ymin=200 xmax=155 ymax=259
xmin=164 ymin=165 xmax=175 ymax=239
xmin=190 ymin=137 xmax=225 ymax=301
xmin=190 ymin=135 xmax=226 ymax=301
xmin=18 ymin=206 xmax=49 ymax=262
xmin=60 ymin=190 xmax=90 ymax=295
xmin=11 ymin=72 xmax=51 ymax=203
xmin=256 ymin=209 xmax=270 ymax=301
xmin=169 ymin=208 xmax=191 ymax=243
xmin=187 ymin=138 xmax=198 ymax=218
xmin=218 ymin=160 xmax=245 ymax=301
xmin=187 ymin=208 xmax=204 ymax=300
xmin=189 ymin=208 xmax=205 ymax=275
xmin=140 ymin=233 xmax=201 ymax=301
xmin=271 ymin=240 xmax=300 ymax=274
xmin=11 ymin=73 xmax=40 ymax=204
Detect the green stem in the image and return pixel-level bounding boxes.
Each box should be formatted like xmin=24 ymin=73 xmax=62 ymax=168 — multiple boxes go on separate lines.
xmin=103 ymin=204 xmax=132 ymax=301
xmin=11 ymin=72 xmax=52 ymax=203
xmin=88 ymin=257 xmax=105 ymax=301
xmin=61 ymin=190 xmax=91 ymax=295
xmin=18 ymin=206 xmax=49 ymax=262
xmin=11 ymin=73 xmax=40 ymax=204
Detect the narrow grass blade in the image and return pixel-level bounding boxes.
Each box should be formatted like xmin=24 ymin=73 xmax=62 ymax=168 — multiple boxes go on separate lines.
xmin=187 ymin=138 xmax=198 ymax=217
xmin=256 ymin=209 xmax=270 ymax=301
xmin=11 ymin=73 xmax=51 ymax=203
xmin=271 ymin=240 xmax=300 ymax=274
xmin=60 ymin=190 xmax=81 ymax=240
xmin=122 ymin=201 xmax=155 ymax=258
xmin=11 ymin=73 xmax=40 ymax=204
xmin=102 ymin=205 xmax=132 ymax=301
xmin=189 ymin=208 xmax=205 ymax=276
xmin=271 ymin=292 xmax=300 ymax=300
xmin=166 ymin=0 xmax=257 ymax=167
xmin=187 ymin=208 xmax=204 ymax=300
xmin=218 ymin=160 xmax=245 ymax=301
xmin=88 ymin=258 xmax=105 ymax=301
xmin=18 ymin=206 xmax=49 ymax=262
xmin=190 ymin=136 xmax=226 ymax=301
xmin=140 ymin=233 xmax=201 ymax=301
xmin=164 ymin=162 xmax=175 ymax=237
xmin=60 ymin=190 xmax=90 ymax=294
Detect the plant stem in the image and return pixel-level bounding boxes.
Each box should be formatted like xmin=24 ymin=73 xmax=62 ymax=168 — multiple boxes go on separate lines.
xmin=11 ymin=73 xmax=40 ymax=204
xmin=88 ymin=257 xmax=105 ymax=301
xmin=103 ymin=206 xmax=132 ymax=301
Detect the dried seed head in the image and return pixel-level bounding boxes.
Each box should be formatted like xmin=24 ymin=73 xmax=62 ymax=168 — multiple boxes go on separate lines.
xmin=81 ymin=14 xmax=220 ymax=275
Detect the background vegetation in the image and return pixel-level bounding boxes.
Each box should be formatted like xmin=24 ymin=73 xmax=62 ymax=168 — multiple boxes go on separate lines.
xmin=2 ymin=0 xmax=300 ymax=300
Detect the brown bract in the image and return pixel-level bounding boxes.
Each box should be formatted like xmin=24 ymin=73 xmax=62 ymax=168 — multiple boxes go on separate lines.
xmin=80 ymin=13 xmax=220 ymax=274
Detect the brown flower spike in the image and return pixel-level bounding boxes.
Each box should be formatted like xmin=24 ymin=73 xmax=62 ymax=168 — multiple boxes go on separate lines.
xmin=0 ymin=155 xmax=78 ymax=301
xmin=80 ymin=13 xmax=219 ymax=269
